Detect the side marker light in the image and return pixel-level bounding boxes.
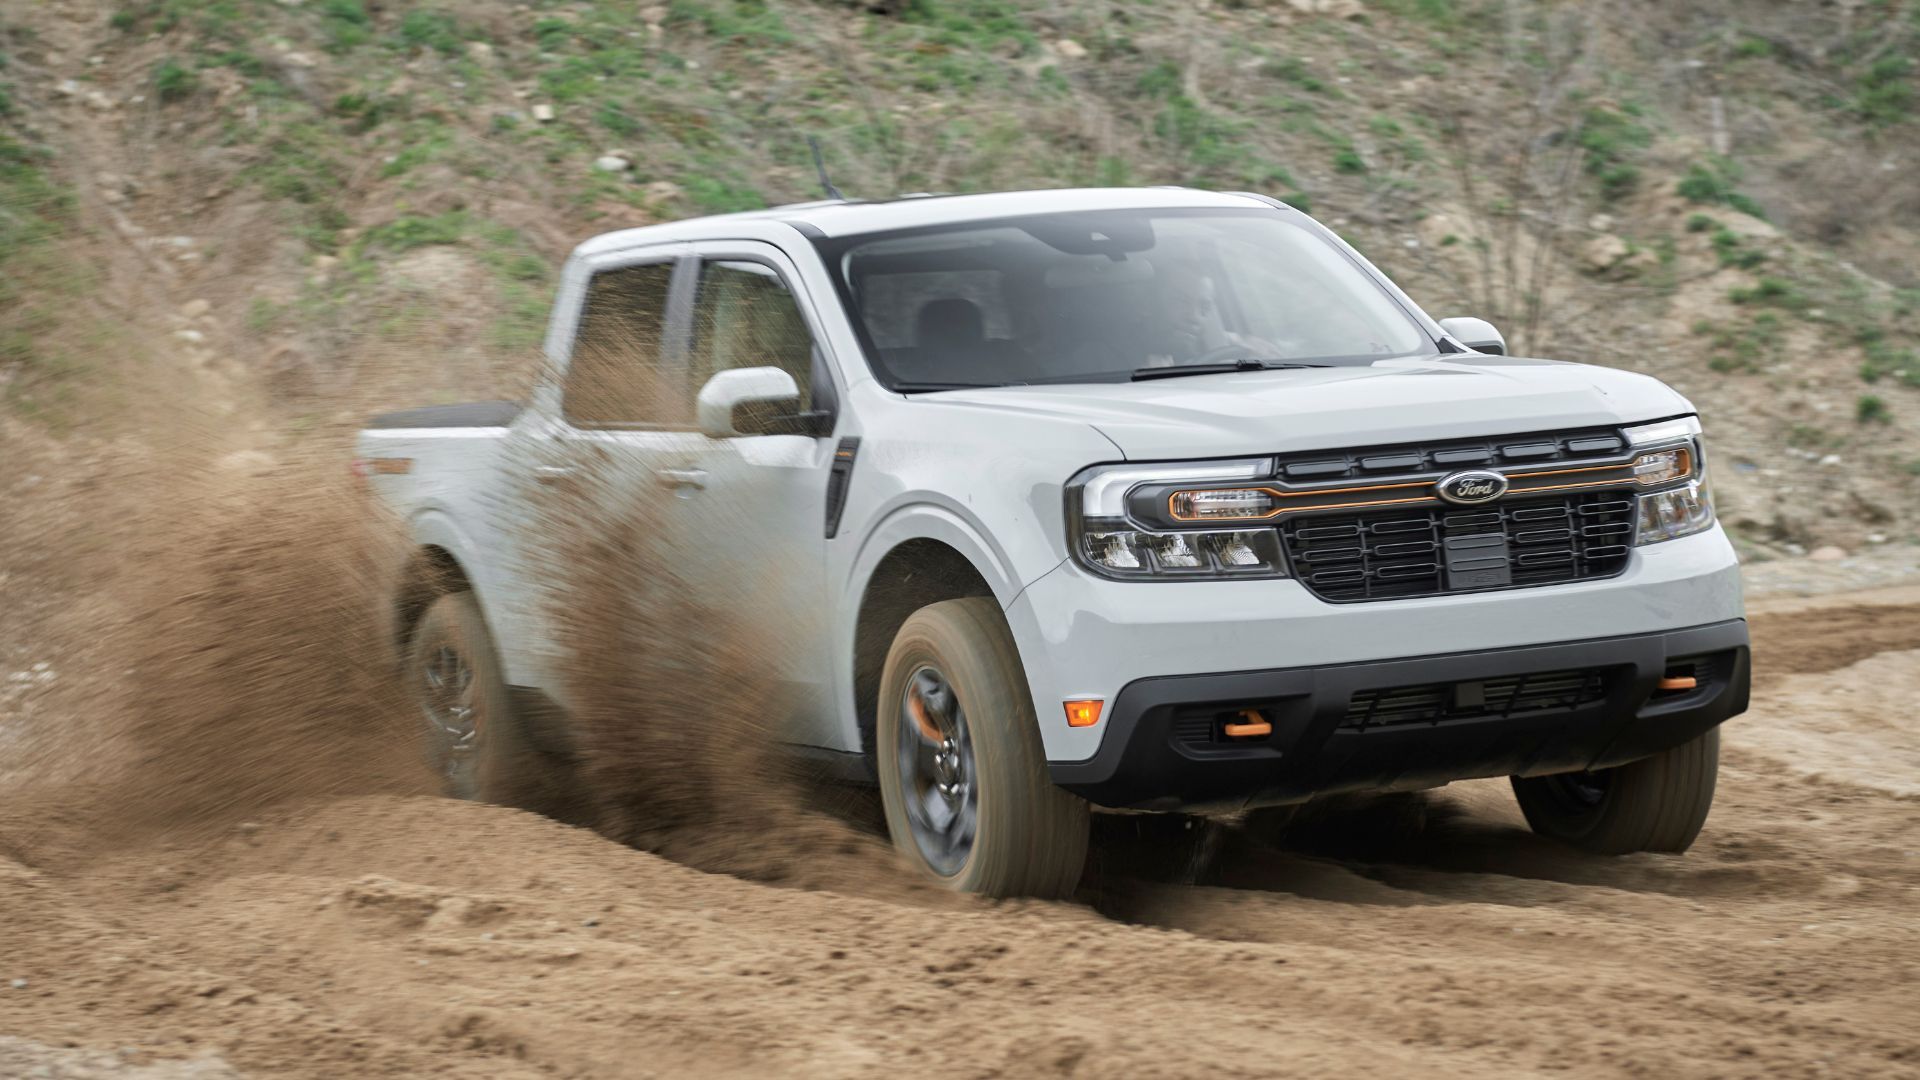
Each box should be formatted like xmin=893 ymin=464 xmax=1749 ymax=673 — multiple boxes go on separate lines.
xmin=1064 ymin=700 xmax=1104 ymax=728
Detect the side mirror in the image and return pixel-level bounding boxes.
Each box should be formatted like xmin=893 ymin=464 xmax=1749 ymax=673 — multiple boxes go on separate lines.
xmin=697 ymin=366 xmax=807 ymax=439
xmin=1438 ymin=316 xmax=1507 ymax=356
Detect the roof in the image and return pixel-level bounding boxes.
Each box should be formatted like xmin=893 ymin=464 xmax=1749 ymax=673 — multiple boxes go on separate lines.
xmin=570 ymin=187 xmax=1277 ymax=259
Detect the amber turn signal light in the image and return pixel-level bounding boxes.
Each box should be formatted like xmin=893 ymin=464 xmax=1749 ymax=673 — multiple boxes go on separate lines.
xmin=1064 ymin=699 xmax=1104 ymax=728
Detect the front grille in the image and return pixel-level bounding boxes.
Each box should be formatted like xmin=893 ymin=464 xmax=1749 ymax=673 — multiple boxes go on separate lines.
xmin=1281 ymin=490 xmax=1636 ymax=602
xmin=1272 ymin=426 xmax=1627 ymax=482
xmin=1343 ymin=667 xmax=1612 ymax=732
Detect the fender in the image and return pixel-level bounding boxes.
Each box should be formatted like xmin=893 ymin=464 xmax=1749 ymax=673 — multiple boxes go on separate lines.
xmin=827 ymin=499 xmax=1068 ymax=754
xmin=843 ymin=497 xmax=1034 ymax=609
xmin=405 ymin=507 xmax=521 ymax=671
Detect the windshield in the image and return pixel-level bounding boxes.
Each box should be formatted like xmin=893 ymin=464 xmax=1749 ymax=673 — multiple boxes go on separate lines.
xmin=820 ymin=207 xmax=1433 ymax=390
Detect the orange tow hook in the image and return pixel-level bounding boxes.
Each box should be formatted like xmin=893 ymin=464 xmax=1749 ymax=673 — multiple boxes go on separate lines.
xmin=1222 ymin=709 xmax=1272 ymax=738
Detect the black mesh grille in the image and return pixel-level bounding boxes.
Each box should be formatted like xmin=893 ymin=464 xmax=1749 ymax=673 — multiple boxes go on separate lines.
xmin=1343 ymin=668 xmax=1612 ymax=732
xmin=1281 ymin=490 xmax=1636 ymax=602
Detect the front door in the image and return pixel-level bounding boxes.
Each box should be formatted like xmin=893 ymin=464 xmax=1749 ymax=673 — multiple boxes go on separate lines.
xmin=667 ymin=242 xmax=844 ymax=748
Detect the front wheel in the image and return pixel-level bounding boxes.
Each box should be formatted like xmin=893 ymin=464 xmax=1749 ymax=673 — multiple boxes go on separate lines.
xmin=1510 ymin=727 xmax=1720 ymax=854
xmin=876 ymin=598 xmax=1089 ymax=898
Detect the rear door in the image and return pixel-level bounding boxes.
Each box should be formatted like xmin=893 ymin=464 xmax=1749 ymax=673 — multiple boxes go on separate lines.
xmin=511 ymin=247 xmax=703 ymax=696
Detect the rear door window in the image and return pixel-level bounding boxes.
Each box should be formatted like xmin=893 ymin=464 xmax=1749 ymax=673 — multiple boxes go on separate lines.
xmin=562 ymin=260 xmax=683 ymax=427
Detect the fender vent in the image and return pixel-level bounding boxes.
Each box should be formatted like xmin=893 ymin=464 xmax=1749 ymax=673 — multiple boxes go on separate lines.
xmin=824 ymin=436 xmax=861 ymax=539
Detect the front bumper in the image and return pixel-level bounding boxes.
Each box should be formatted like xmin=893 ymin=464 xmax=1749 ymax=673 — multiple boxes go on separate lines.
xmin=1048 ymin=618 xmax=1749 ymax=811
xmin=1006 ymin=525 xmax=1744 ymax=763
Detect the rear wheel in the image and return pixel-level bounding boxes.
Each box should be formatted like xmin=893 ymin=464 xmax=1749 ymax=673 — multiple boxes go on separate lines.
xmin=409 ymin=592 xmax=562 ymax=809
xmin=876 ymin=598 xmax=1089 ymax=898
xmin=1510 ymin=727 xmax=1720 ymax=854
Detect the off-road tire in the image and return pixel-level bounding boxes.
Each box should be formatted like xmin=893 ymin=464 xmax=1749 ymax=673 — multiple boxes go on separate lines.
xmin=1511 ymin=727 xmax=1720 ymax=854
xmin=877 ymin=598 xmax=1090 ymax=898
xmin=409 ymin=592 xmax=565 ymax=811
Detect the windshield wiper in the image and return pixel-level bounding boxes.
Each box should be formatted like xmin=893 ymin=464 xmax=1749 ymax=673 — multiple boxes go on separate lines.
xmin=891 ymin=380 xmax=1006 ymax=392
xmin=1130 ymin=359 xmax=1330 ymax=382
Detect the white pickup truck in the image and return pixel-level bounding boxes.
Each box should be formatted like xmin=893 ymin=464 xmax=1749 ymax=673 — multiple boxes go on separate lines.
xmin=357 ymin=188 xmax=1749 ymax=898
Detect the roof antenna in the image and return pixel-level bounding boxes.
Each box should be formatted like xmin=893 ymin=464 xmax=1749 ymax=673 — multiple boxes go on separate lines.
xmin=807 ymin=135 xmax=846 ymax=201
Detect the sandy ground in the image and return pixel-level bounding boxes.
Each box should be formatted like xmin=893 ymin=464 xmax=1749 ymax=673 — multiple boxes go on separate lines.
xmin=0 ymin=585 xmax=1915 ymax=1079
xmin=1 ymin=4 xmax=1915 ymax=1068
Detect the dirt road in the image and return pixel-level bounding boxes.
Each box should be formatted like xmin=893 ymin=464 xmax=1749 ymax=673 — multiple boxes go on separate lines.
xmin=2 ymin=586 xmax=1916 ymax=1079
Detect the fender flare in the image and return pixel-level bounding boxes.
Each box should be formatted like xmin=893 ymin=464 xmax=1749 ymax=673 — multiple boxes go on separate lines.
xmin=403 ymin=507 xmax=517 ymax=657
xmin=828 ymin=499 xmax=1064 ymax=755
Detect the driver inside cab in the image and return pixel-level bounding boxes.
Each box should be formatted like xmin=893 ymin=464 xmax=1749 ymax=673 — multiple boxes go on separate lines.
xmin=1137 ymin=260 xmax=1287 ymax=368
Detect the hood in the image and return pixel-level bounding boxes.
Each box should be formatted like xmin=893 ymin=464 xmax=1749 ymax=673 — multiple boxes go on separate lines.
xmin=920 ymin=356 xmax=1694 ymax=460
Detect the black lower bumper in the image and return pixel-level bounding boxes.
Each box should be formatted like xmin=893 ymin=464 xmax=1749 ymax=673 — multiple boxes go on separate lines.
xmin=1049 ymin=619 xmax=1750 ymax=812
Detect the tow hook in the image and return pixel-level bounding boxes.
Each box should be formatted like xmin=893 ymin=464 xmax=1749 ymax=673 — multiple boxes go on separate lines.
xmin=1222 ymin=709 xmax=1273 ymax=738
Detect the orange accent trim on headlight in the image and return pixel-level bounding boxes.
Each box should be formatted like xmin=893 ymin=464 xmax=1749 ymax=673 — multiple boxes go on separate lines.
xmin=1631 ymin=446 xmax=1694 ymax=486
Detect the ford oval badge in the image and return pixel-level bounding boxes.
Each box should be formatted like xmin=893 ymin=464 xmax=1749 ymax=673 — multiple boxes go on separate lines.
xmin=1437 ymin=470 xmax=1509 ymax=505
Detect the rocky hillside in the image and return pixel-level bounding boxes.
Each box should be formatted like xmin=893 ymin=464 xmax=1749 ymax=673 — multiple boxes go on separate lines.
xmin=3 ymin=0 xmax=1918 ymax=558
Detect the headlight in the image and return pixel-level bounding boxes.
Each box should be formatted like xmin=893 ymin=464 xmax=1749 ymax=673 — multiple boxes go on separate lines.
xmin=1169 ymin=487 xmax=1278 ymax=521
xmin=1631 ymin=446 xmax=1692 ymax=486
xmin=1068 ymin=460 xmax=1289 ymax=580
xmin=1636 ymin=479 xmax=1714 ymax=544
xmin=1080 ymin=522 xmax=1285 ymax=578
xmin=1630 ymin=419 xmax=1715 ymax=545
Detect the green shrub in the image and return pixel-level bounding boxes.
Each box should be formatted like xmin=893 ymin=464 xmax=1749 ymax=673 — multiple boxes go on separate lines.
xmin=322 ymin=0 xmax=373 ymax=52
xmin=1333 ymin=148 xmax=1367 ymax=174
xmin=1728 ymin=277 xmax=1809 ymax=311
xmin=1677 ymin=159 xmax=1767 ymax=220
xmin=1577 ymin=106 xmax=1652 ymax=201
xmin=363 ymin=211 xmax=468 ymax=251
xmin=1854 ymin=55 xmax=1914 ymax=126
xmin=532 ymin=17 xmax=575 ymax=51
xmin=1685 ymin=213 xmax=1714 ymax=233
xmin=1710 ymin=227 xmax=1766 ymax=269
xmin=681 ymin=176 xmax=765 ymax=214
xmin=1857 ymin=394 xmax=1891 ymax=424
xmin=1694 ymin=312 xmax=1783 ymax=372
xmin=331 ymin=91 xmax=399 ymax=132
xmin=153 ymin=58 xmax=197 ymax=102
xmin=668 ymin=0 xmax=794 ymax=45
xmin=397 ymin=10 xmax=465 ymax=56
xmin=200 ymin=51 xmax=261 ymax=77
xmin=1260 ymin=57 xmax=1329 ymax=94
xmin=596 ymin=102 xmax=641 ymax=136
xmin=1859 ymin=333 xmax=1920 ymax=387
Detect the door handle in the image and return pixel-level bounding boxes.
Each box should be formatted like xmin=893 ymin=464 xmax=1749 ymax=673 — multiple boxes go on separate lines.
xmin=655 ymin=467 xmax=708 ymax=491
xmin=533 ymin=464 xmax=578 ymax=484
